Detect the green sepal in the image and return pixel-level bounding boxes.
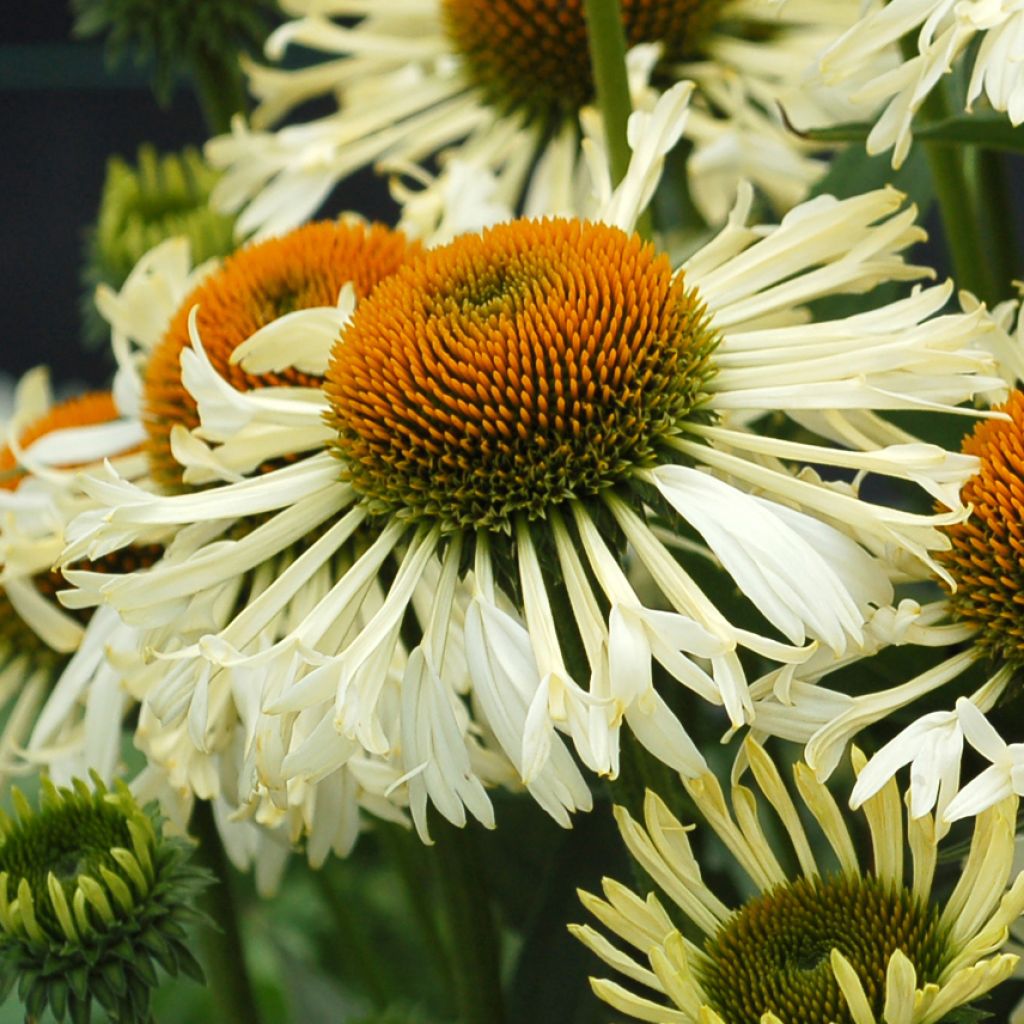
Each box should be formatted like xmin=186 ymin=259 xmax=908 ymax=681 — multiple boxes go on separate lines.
xmin=24 ymin=975 xmax=48 ymax=1019
xmin=0 ymin=961 xmax=15 ymax=1002
xmin=68 ymin=991 xmax=92 ymax=1024
xmin=99 ymin=956 xmax=128 ymax=997
xmin=171 ymin=939 xmax=205 ymax=983
xmin=795 ymin=113 xmax=1024 ymax=153
xmin=49 ymin=974 xmax=69 ymax=1020
xmin=130 ymin=947 xmax=159 ymax=988
xmin=938 ymin=1006 xmax=993 ymax=1023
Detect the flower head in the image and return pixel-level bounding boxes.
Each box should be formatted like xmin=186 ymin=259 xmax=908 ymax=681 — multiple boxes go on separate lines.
xmin=206 ymin=0 xmax=866 ymax=237
xmin=0 ymin=371 xmax=150 ymax=785
xmin=144 ymin=219 xmax=419 ymax=489
xmin=72 ymin=0 xmax=276 ymax=107
xmin=62 ymin=126 xmax=1007 ymax=841
xmin=759 ymin=385 xmax=1024 ymax=826
xmin=0 ymin=775 xmax=210 ymax=1024
xmin=82 ymin=145 xmax=236 ymax=346
xmin=574 ymin=740 xmax=1024 ymax=1024
xmin=443 ymin=0 xmax=722 ymax=118
xmin=325 ymin=218 xmax=717 ymax=528
xmin=940 ymin=388 xmax=1024 ymax=669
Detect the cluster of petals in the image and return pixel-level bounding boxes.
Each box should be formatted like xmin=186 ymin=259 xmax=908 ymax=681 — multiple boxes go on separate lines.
xmin=574 ymin=738 xmax=1024 ymax=1024
xmin=819 ymin=0 xmax=1024 ymax=167
xmin=205 ymin=0 xmax=879 ymax=238
xmin=52 ymin=83 xmax=1011 ymax=847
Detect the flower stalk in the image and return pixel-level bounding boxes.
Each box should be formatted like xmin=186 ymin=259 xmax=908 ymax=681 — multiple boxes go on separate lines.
xmin=191 ymin=802 xmax=263 ymax=1024
xmin=583 ymin=0 xmax=633 ymax=189
xmin=431 ymin=821 xmax=507 ymax=1024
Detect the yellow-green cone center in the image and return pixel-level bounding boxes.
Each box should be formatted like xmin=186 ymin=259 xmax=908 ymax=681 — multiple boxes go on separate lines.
xmin=324 ymin=217 xmax=718 ymax=530
xmin=699 ymin=874 xmax=949 ymax=1024
xmin=442 ymin=0 xmax=726 ymax=120
xmin=0 ymin=797 xmax=133 ymax=929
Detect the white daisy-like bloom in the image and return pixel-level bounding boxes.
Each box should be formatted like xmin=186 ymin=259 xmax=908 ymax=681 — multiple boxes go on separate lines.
xmin=11 ymin=240 xmax=216 ymax=786
xmin=204 ymin=0 xmax=876 ymax=239
xmin=25 ymin=225 xmax=427 ymax=877
xmin=0 ymin=367 xmax=146 ymax=787
xmin=573 ymin=738 xmax=1024 ymax=1024
xmin=751 ymin=358 xmax=1024 ymax=829
xmin=57 ymin=86 xmax=1009 ymax=841
xmin=819 ymin=0 xmax=1024 ymax=168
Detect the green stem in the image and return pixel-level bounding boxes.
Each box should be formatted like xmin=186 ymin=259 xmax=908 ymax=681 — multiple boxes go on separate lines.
xmin=975 ymin=149 xmax=1020 ymax=300
xmin=191 ymin=802 xmax=263 ymax=1024
xmin=376 ymin=823 xmax=456 ymax=997
xmin=583 ymin=0 xmax=655 ymax=239
xmin=430 ymin=821 xmax=507 ymax=1024
xmin=190 ymin=47 xmax=249 ymax=135
xmin=314 ymin=868 xmax=390 ymax=1009
xmin=583 ymin=0 xmax=632 ymax=188
xmin=905 ymin=40 xmax=997 ymax=304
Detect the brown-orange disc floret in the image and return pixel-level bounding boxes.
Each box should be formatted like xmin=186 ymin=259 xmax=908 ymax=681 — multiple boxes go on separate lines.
xmin=939 ymin=389 xmax=1024 ymax=669
xmin=325 ymin=218 xmax=718 ymax=529
xmin=0 ymin=392 xmax=119 ymax=491
xmin=0 ymin=391 xmax=160 ymax=662
xmin=443 ymin=0 xmax=725 ymax=119
xmin=143 ymin=220 xmax=418 ymax=491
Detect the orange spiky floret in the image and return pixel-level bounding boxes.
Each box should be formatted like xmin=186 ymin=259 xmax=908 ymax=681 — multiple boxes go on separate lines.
xmin=325 ymin=217 xmax=718 ymax=529
xmin=143 ymin=220 xmax=419 ymax=490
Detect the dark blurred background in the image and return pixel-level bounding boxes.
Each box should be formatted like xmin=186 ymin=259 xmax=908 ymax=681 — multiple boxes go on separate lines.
xmin=1 ymin=3 xmax=393 ymax=391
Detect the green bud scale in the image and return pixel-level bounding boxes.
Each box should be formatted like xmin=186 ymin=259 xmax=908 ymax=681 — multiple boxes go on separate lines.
xmin=0 ymin=775 xmax=212 ymax=1024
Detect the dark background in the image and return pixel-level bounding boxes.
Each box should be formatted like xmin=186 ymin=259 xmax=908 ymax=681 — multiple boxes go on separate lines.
xmin=1 ymin=3 xmax=393 ymax=391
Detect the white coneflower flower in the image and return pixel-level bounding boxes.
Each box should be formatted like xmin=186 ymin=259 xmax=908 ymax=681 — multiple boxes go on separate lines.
xmin=754 ymin=381 xmax=1024 ymax=828
xmin=819 ymin=0 xmax=1024 ymax=168
xmin=573 ymin=738 xmax=1024 ymax=1024
xmin=61 ymin=88 xmax=1007 ymax=839
xmin=54 ymin=218 xmax=454 ymax=862
xmin=205 ymin=0 xmax=873 ymax=238
xmin=0 ymin=369 xmax=148 ymax=785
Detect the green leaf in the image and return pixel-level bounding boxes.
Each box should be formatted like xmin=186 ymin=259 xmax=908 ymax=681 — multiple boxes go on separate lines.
xmin=799 ymin=113 xmax=1024 ymax=153
xmin=937 ymin=1005 xmax=993 ymax=1023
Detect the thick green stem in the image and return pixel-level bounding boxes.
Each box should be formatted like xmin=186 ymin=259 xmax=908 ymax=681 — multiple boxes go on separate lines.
xmin=431 ymin=821 xmax=507 ymax=1024
xmin=583 ymin=0 xmax=632 ymax=187
xmin=975 ymin=149 xmax=1020 ymax=300
xmin=191 ymin=802 xmax=263 ymax=1024
xmin=376 ymin=824 xmax=457 ymax=998
xmin=906 ymin=41 xmax=997 ymax=304
xmin=190 ymin=47 xmax=249 ymax=135
xmin=314 ymin=868 xmax=390 ymax=1009
xmin=583 ymin=0 xmax=655 ymax=239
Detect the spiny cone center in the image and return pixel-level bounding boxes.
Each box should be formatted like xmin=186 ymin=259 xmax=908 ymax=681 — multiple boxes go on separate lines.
xmin=325 ymin=217 xmax=718 ymax=529
xmin=939 ymin=389 xmax=1024 ymax=670
xmin=0 ymin=795 xmax=133 ymax=927
xmin=443 ymin=0 xmax=725 ymax=119
xmin=699 ymin=874 xmax=948 ymax=1024
xmin=143 ymin=220 xmax=418 ymax=491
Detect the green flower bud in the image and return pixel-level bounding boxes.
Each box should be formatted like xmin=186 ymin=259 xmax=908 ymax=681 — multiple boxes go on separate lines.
xmin=81 ymin=145 xmax=237 ymax=347
xmin=0 ymin=775 xmax=212 ymax=1024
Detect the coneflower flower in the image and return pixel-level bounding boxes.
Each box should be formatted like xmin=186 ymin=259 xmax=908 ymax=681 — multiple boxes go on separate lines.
xmin=573 ymin=739 xmax=1024 ymax=1024
xmin=205 ymin=0 xmax=872 ymax=237
xmin=61 ymin=89 xmax=1006 ymax=840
